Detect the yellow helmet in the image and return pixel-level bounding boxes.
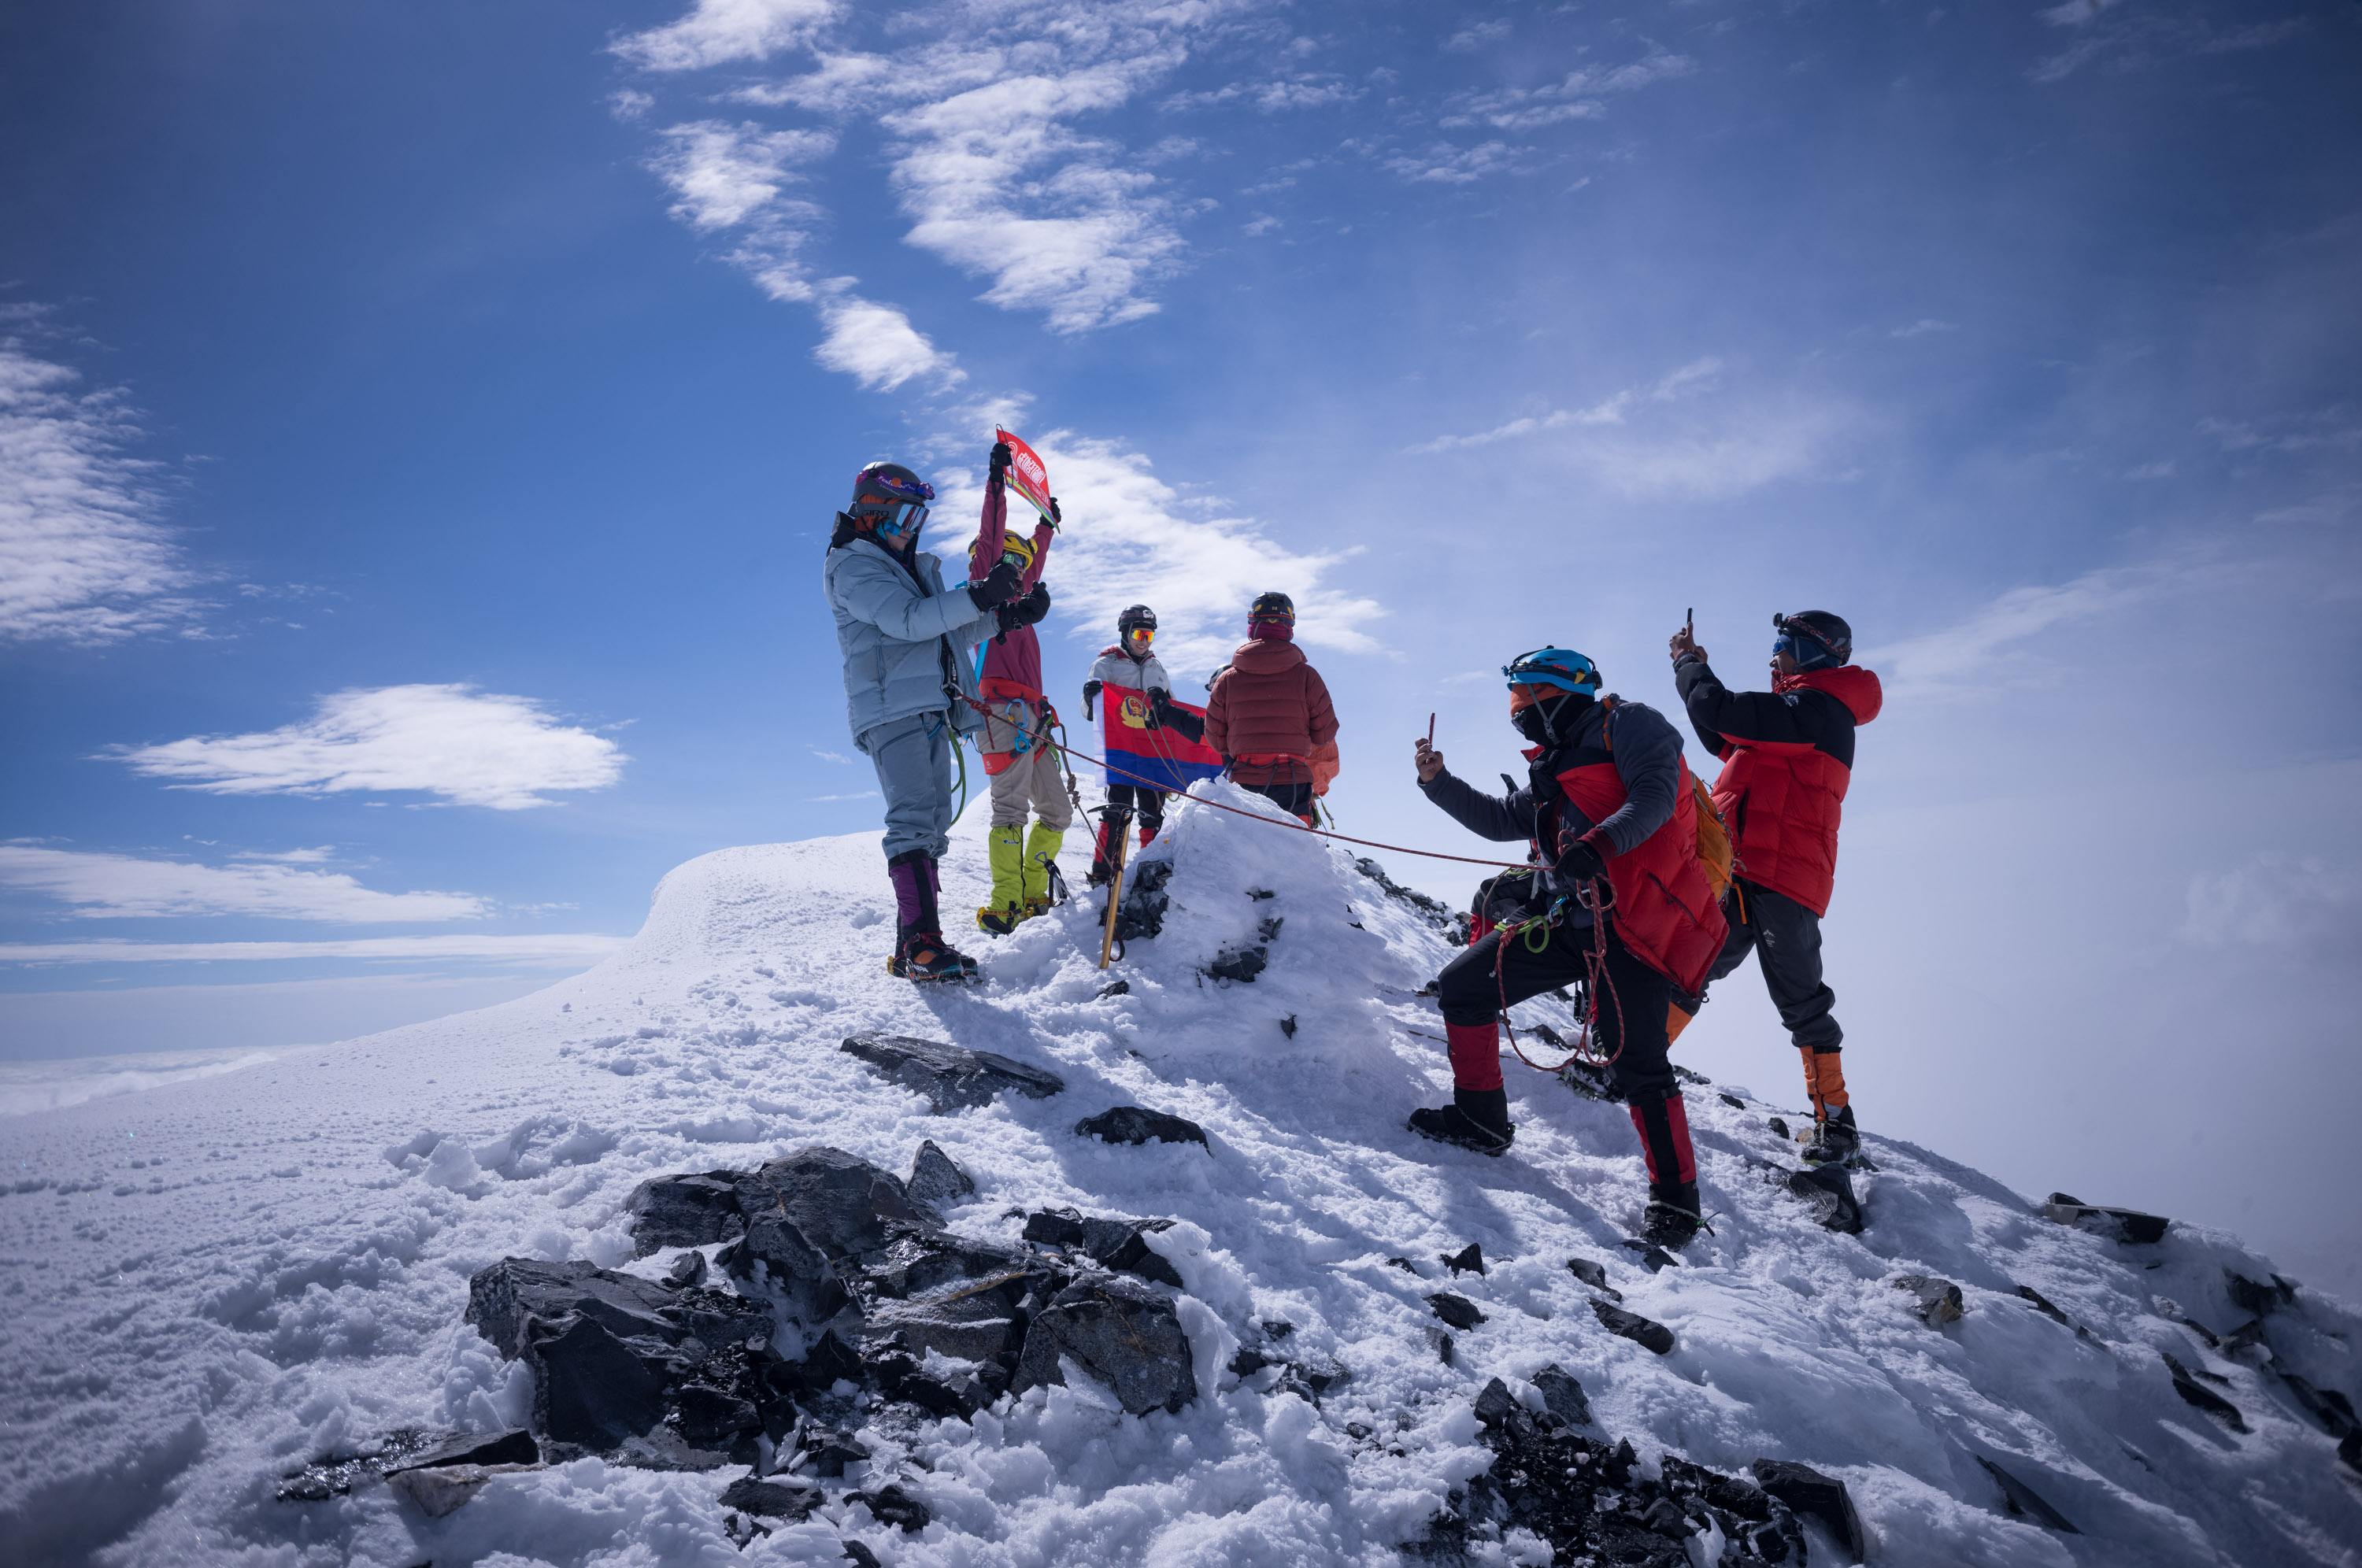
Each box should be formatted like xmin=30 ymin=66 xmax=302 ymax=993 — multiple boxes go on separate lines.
xmin=997 ymin=533 xmax=1037 ymax=573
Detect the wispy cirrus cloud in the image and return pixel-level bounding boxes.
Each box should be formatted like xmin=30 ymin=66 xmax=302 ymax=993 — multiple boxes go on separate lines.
xmin=0 ymin=934 xmax=625 ymax=964
xmin=0 ymin=845 xmax=487 ymax=923
xmin=1438 ymin=45 xmax=1694 ymax=132
xmin=650 ymin=120 xmax=835 ymax=231
xmin=613 ymin=0 xmax=842 ymax=72
xmin=1411 ymin=358 xmax=1854 ymax=501
xmin=0 ymin=337 xmax=208 ymax=645
xmin=2031 ymin=1 xmax=2306 ymax=83
xmin=105 ymin=684 xmax=627 ymax=811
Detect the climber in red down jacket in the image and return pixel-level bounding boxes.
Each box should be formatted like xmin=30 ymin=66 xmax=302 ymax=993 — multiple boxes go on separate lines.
xmin=1671 ymin=611 xmax=1883 ymax=1163
xmin=1202 ymin=591 xmax=1338 ymax=823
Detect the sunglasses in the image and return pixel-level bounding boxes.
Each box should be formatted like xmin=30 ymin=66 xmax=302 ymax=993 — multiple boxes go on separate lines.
xmin=1127 ymin=625 xmax=1154 ymax=643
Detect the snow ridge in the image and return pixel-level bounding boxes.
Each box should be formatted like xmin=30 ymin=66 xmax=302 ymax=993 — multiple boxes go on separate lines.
xmin=2 ymin=781 xmax=2356 ymax=1566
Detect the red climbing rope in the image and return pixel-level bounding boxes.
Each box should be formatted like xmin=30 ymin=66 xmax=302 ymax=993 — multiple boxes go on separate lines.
xmin=957 ymin=693 xmax=1536 ymax=871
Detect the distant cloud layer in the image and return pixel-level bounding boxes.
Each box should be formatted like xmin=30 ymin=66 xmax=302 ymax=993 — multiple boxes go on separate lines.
xmin=105 ymin=684 xmax=628 ymax=810
xmin=0 ymin=845 xmax=486 ymax=922
xmin=0 ymin=934 xmax=625 ymax=964
xmin=0 ymin=339 xmax=205 ymax=645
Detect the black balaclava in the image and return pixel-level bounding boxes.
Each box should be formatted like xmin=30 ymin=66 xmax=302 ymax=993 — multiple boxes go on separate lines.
xmin=1514 ymin=690 xmax=1591 ymax=749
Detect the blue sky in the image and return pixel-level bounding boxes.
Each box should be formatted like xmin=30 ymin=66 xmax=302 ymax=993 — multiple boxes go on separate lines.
xmin=4 ymin=0 xmax=2360 ymax=1282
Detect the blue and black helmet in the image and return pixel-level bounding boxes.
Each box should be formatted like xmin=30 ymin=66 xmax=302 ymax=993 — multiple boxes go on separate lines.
xmin=1502 ymin=647 xmax=1601 ymax=698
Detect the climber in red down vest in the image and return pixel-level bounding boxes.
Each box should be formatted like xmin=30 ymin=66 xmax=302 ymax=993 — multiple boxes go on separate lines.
xmin=1670 ymin=611 xmax=1883 ymax=1163
xmin=1412 ymin=647 xmax=1727 ymax=1250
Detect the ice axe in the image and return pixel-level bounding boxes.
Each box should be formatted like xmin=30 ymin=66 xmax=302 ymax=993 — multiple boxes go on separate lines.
xmin=1098 ymin=804 xmax=1133 ymax=970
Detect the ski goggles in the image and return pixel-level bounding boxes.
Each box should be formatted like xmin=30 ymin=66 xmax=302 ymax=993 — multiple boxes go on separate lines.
xmin=1125 ymin=624 xmax=1155 ymax=645
xmin=1772 ymin=614 xmax=1839 ymax=664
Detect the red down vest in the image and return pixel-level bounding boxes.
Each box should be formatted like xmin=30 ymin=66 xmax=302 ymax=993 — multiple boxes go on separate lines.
xmin=1547 ymin=719 xmax=1728 ymax=997
xmin=1709 ymin=666 xmax=1883 ymax=918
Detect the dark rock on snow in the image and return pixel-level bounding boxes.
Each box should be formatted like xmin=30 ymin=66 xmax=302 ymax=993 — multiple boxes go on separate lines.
xmin=719 ymin=1474 xmax=821 ymax=1521
xmin=1075 ymin=1105 xmax=1209 ymax=1149
xmin=1096 ymin=978 xmax=1131 ymax=998
xmin=734 ymin=1145 xmax=920 ymax=1259
xmin=1565 ymin=1256 xmax=1620 ymax=1300
xmin=1205 ymin=941 xmax=1268 ymax=982
xmin=385 ymin=1429 xmax=539 ymax=1475
xmin=2226 ymin=1268 xmax=2299 ymax=1317
xmin=1788 ymin=1163 xmax=1865 ymax=1234
xmin=905 ymin=1138 xmax=976 ymax=1213
xmin=1013 ymin=1274 xmax=1197 ymax=1415
xmin=1767 ymin=1115 xmax=1791 ymax=1141
xmin=1417 ymin=1380 xmax=1804 ymax=1568
xmin=465 ymin=1257 xmax=774 ymax=1463
xmin=1022 ymin=1207 xmax=1185 ymax=1287
xmin=1752 ymin=1458 xmax=1868 ymax=1562
xmin=275 ymin=1429 xmax=439 ymax=1502
xmin=2042 ymin=1192 xmax=2171 ymax=1244
xmin=1426 ymin=1327 xmax=1456 ymax=1366
xmin=1620 ymin=1238 xmax=1679 ymax=1273
xmin=626 ymin=1170 xmax=746 ymax=1256
xmin=2279 ymin=1371 xmax=2358 ymax=1437
xmin=842 ymin=1540 xmax=884 ymax=1567
xmin=2162 ymin=1352 xmax=2249 ymax=1431
xmin=1115 ymin=860 xmax=1173 ymax=941
xmin=666 ymin=1250 xmax=708 ymax=1288
xmin=2016 ymin=1283 xmax=2084 ymax=1335
xmin=1976 ymin=1454 xmax=2080 ymax=1533
xmin=1894 ymin=1274 xmax=1965 ymax=1326
xmin=839 ymin=1031 xmax=1065 ymax=1114
xmin=1427 ymin=1292 xmax=1487 ymax=1331
xmin=861 ymin=1483 xmax=931 ymax=1533
xmin=1533 ymin=1364 xmax=1594 ymax=1428
xmin=1442 ymin=1242 xmax=1486 ymax=1276
xmin=1591 ymin=1299 xmax=1677 ymax=1355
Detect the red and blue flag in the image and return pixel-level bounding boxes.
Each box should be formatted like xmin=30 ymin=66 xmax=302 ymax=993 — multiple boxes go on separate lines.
xmin=1101 ymin=690 xmax=1223 ymax=793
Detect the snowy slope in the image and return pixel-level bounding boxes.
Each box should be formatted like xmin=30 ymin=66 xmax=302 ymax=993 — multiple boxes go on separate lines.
xmin=3 ymin=781 xmax=2357 ymax=1567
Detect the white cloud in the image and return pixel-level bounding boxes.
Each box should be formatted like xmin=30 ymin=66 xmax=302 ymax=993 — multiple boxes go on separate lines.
xmin=1864 ymin=560 xmax=2189 ymax=701
xmin=810 ymin=747 xmax=852 ymax=764
xmin=1890 ymin=318 xmax=1958 ymax=338
xmin=1444 ymin=20 xmax=1511 ymax=53
xmin=933 ymin=426 xmax=1383 ymax=680
xmin=105 ymin=684 xmax=627 ymax=811
xmin=0 ymin=845 xmax=487 ymax=923
xmin=1439 ymin=46 xmax=1694 ymax=131
xmin=1411 ymin=358 xmax=1849 ymax=501
xmin=0 ymin=338 xmax=206 ymax=645
xmin=2181 ymin=852 xmax=2360 ymax=960
xmin=650 ymin=120 xmax=835 ymax=231
xmin=2200 ymin=408 xmax=2362 ymax=456
xmin=805 ymin=790 xmax=879 ymax=801
xmin=886 ymin=61 xmax=1189 ymax=333
xmin=1385 ymin=140 xmax=1520 ymax=185
xmin=812 ymin=288 xmax=964 ymax=391
xmin=613 ymin=0 xmax=841 ymax=72
xmin=0 ymin=934 xmax=625 ymax=964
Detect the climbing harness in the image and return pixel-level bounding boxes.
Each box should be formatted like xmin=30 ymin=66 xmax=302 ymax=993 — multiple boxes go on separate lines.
xmin=1495 ymin=875 xmax=1625 ymax=1078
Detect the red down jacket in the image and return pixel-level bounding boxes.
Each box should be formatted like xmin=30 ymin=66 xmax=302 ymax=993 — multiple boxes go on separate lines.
xmin=1203 ymin=639 xmax=1337 ymax=788
xmin=1674 ymin=660 xmax=1883 ymax=917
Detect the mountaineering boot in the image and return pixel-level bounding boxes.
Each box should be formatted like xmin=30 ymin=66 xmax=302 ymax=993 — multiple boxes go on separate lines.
xmin=886 ymin=850 xmax=974 ymax=981
xmin=1804 ymin=1103 xmax=1860 ymax=1164
xmin=1409 ymin=1088 xmax=1516 ymax=1156
xmin=1642 ymin=1181 xmax=1705 ymax=1251
xmin=977 ymin=824 xmax=1027 ymax=935
xmin=925 ymin=856 xmax=978 ymax=974
xmin=1020 ymin=822 xmax=1065 ymax=916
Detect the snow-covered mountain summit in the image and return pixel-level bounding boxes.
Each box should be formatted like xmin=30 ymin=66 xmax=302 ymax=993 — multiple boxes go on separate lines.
xmin=2 ymin=782 xmax=2356 ymax=1566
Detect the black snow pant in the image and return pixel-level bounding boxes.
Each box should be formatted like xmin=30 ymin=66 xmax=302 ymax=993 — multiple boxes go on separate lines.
xmin=1438 ymin=919 xmax=1678 ymax=1108
xmin=1707 ymin=878 xmax=1842 ymax=1053
xmin=1241 ymin=779 xmax=1315 ymax=822
xmin=1105 ymin=782 xmax=1168 ymax=838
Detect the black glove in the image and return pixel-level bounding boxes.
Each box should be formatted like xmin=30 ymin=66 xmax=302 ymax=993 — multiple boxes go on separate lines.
xmin=1048 ymin=496 xmax=1062 ymax=526
xmin=988 ymin=441 xmax=1012 ymax=481
xmin=1083 ymin=679 xmax=1102 ymax=720
xmin=1557 ymin=831 xmax=1609 ymax=882
xmin=1142 ymin=693 xmax=1162 ymax=730
xmin=968 ymin=559 xmax=1022 ymax=609
xmin=1013 ymin=582 xmax=1050 ymax=626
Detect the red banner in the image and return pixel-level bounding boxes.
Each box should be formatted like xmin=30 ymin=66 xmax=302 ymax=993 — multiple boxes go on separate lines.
xmin=995 ymin=427 xmax=1055 ymax=524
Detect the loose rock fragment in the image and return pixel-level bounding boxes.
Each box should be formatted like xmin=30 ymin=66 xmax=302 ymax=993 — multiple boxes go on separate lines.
xmin=1591 ymin=1300 xmax=1675 ymax=1355
xmin=720 ymin=1475 xmax=821 ymax=1520
xmin=1788 ymin=1163 xmax=1864 ymax=1234
xmin=839 ymin=1032 xmax=1065 ymax=1113
xmin=1012 ymin=1274 xmax=1197 ymax=1415
xmin=1750 ymin=1458 xmax=1866 ymax=1562
xmin=905 ymin=1139 xmax=976 ymax=1214
xmin=1074 ymin=1106 xmax=1209 ymax=1150
xmin=2042 ymin=1192 xmax=2170 ymax=1245
xmin=1894 ymin=1274 xmax=1965 ymax=1326
xmin=1427 ymin=1292 xmax=1486 ymax=1330
xmin=1443 ymin=1242 xmax=1485 ymax=1276
xmin=2162 ymin=1352 xmax=2249 ymax=1431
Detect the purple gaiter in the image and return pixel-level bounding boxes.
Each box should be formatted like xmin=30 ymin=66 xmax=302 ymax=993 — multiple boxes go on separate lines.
xmin=888 ymin=859 xmax=925 ymax=930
